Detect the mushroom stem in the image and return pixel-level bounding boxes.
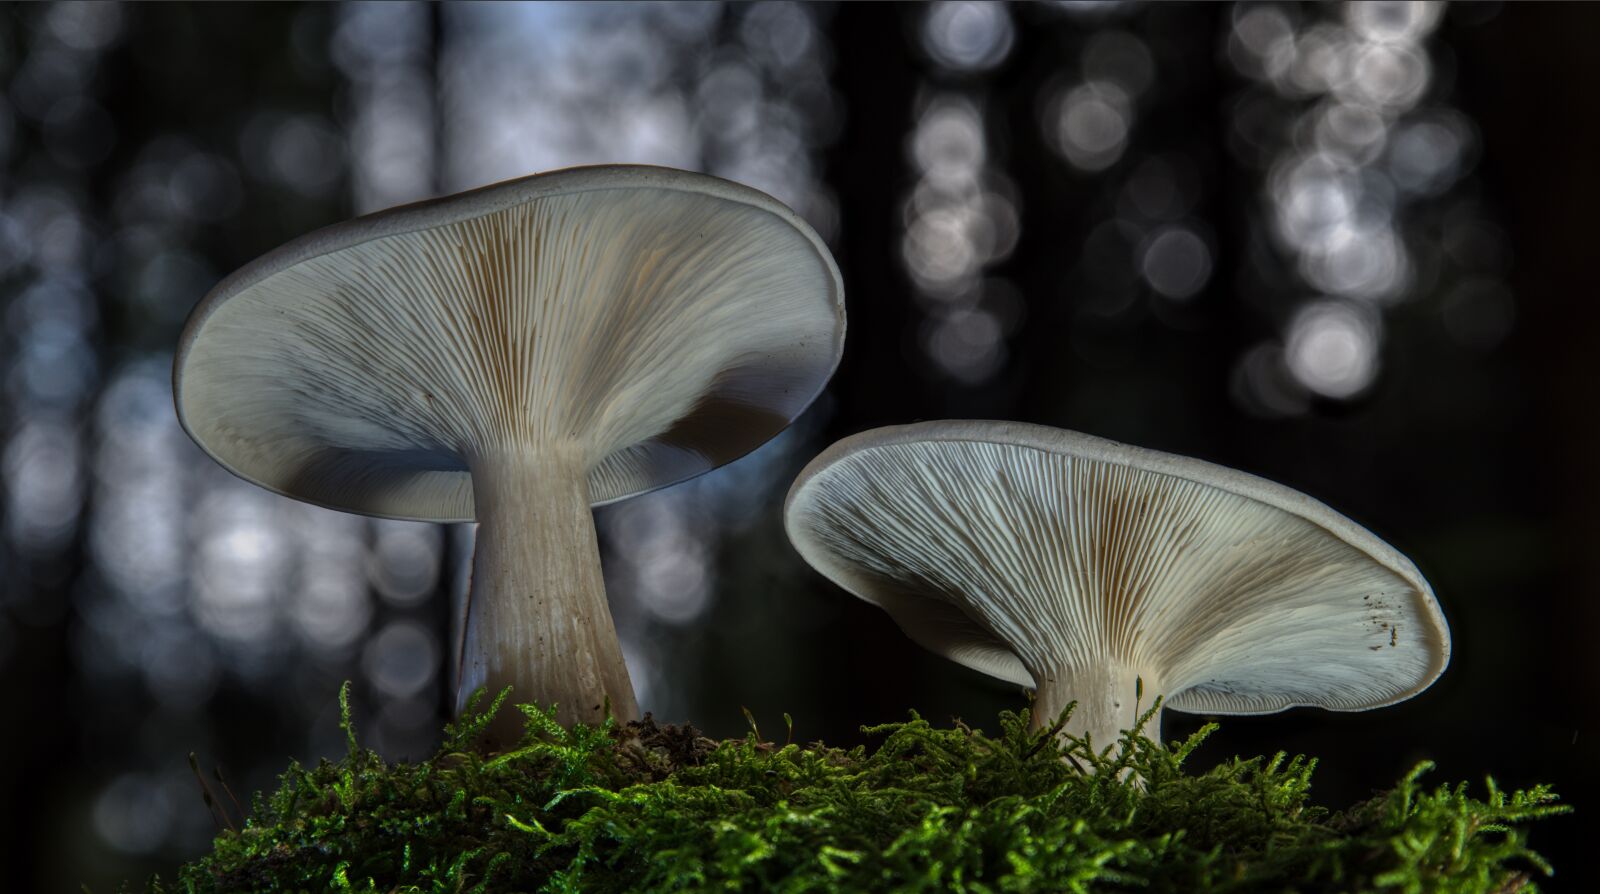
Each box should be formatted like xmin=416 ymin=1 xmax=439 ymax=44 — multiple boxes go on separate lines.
xmin=456 ymin=445 xmax=639 ymax=745
xmin=1031 ymin=661 xmax=1158 ymax=760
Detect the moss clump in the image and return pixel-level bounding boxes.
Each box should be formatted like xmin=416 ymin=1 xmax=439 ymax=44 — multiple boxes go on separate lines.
xmin=134 ymin=686 xmax=1567 ymax=893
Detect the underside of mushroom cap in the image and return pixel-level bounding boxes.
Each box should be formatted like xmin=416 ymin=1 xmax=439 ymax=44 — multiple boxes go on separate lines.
xmin=784 ymin=420 xmax=1451 ymax=716
xmin=176 ymin=165 xmax=845 ymax=521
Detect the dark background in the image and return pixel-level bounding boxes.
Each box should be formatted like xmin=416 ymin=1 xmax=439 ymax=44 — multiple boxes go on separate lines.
xmin=0 ymin=2 xmax=1594 ymax=890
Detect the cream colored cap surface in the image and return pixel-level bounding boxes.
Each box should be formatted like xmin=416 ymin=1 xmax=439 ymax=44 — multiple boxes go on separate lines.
xmin=176 ymin=165 xmax=845 ymax=521
xmin=784 ymin=420 xmax=1450 ymax=716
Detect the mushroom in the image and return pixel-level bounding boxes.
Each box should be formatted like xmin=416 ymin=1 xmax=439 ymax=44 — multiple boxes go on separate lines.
xmin=175 ymin=165 xmax=845 ymax=739
xmin=784 ymin=420 xmax=1449 ymax=753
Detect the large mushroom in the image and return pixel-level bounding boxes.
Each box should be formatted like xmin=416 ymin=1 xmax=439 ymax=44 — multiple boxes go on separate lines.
xmin=784 ymin=420 xmax=1450 ymax=752
xmin=176 ymin=165 xmax=845 ymax=739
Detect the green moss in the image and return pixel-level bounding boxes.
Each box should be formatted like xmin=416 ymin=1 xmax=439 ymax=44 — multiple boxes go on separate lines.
xmin=132 ymin=685 xmax=1567 ymax=893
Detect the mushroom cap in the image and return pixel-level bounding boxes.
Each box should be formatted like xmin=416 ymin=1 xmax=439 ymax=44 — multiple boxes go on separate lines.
xmin=784 ymin=420 xmax=1451 ymax=716
xmin=176 ymin=165 xmax=845 ymax=521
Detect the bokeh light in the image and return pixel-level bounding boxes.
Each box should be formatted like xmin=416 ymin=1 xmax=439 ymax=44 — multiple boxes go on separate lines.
xmin=363 ymin=620 xmax=440 ymax=700
xmin=1227 ymin=0 xmax=1484 ymax=414
xmin=3 ymin=417 xmax=83 ymax=555
xmin=1083 ymin=31 xmax=1155 ymax=97
xmin=1048 ymin=81 xmax=1133 ymax=173
xmin=93 ymin=773 xmax=176 ymax=856
xmin=1284 ymin=300 xmax=1382 ymax=399
xmin=334 ymin=2 xmax=437 ymax=213
xmin=1139 ymin=225 xmax=1213 ymax=301
xmin=901 ymin=91 xmax=1021 ymax=383
xmin=921 ymin=2 xmax=1015 ymax=72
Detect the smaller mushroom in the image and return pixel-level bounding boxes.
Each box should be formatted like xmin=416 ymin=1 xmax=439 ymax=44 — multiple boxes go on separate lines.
xmin=784 ymin=421 xmax=1450 ymax=755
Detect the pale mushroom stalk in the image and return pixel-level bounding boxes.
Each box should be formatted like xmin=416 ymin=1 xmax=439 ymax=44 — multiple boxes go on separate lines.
xmin=1031 ymin=661 xmax=1150 ymax=751
xmin=176 ymin=165 xmax=845 ymax=744
xmin=785 ymin=420 xmax=1450 ymax=772
xmin=461 ymin=445 xmax=638 ymax=730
